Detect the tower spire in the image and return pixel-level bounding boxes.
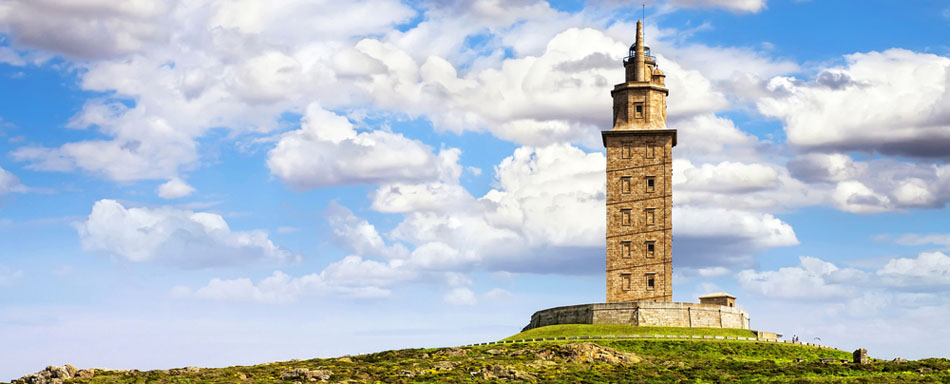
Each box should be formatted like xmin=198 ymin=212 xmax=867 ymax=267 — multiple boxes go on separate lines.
xmin=634 ymin=19 xmax=645 ymax=82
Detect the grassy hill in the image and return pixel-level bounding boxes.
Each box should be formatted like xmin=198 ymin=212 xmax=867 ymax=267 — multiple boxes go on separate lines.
xmin=7 ymin=325 xmax=950 ymax=383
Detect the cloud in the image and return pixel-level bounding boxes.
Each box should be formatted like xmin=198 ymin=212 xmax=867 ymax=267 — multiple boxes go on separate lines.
xmin=157 ymin=178 xmax=196 ymax=199
xmin=484 ymin=288 xmax=514 ymax=300
xmin=0 ymin=0 xmax=172 ymax=59
xmin=267 ymin=104 xmax=453 ymax=189
xmin=675 ymin=207 xmax=798 ymax=270
xmin=0 ymin=265 xmax=23 ymax=286
xmin=878 ymin=252 xmax=950 ymax=289
xmin=0 ymin=166 xmax=23 ymax=194
xmin=443 ymin=287 xmax=478 ymax=306
xmin=76 ymin=199 xmax=297 ymax=268
xmin=669 ymin=0 xmax=767 ymax=13
xmin=0 ymin=46 xmax=26 ymax=66
xmin=787 ymin=153 xmax=868 ymax=183
xmin=7 ymin=0 xmax=416 ymax=184
xmin=177 ymin=265 xmax=401 ymax=303
xmin=893 ymin=233 xmax=950 ymax=247
xmin=738 ymin=251 xmax=950 ymax=302
xmin=737 ymin=256 xmax=865 ymax=299
xmin=758 ymin=49 xmax=950 ymax=158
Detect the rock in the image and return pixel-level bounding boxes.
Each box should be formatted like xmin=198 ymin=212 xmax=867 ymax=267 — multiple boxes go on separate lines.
xmin=11 ymin=365 xmax=97 ymax=384
xmin=485 ymin=348 xmax=505 ymax=355
xmin=536 ymin=342 xmax=641 ymax=365
xmin=170 ymin=366 xmax=201 ymax=375
xmin=280 ymin=368 xmax=332 ymax=382
xmin=853 ymin=348 xmax=870 ymax=364
xmin=433 ymin=361 xmax=455 ymax=371
xmin=892 ymin=357 xmax=908 ymax=363
xmin=480 ymin=365 xmax=537 ymax=381
xmin=526 ymin=360 xmax=557 ymax=369
xmin=794 ymin=358 xmax=805 ymax=363
xmin=434 ymin=347 xmax=468 ymax=357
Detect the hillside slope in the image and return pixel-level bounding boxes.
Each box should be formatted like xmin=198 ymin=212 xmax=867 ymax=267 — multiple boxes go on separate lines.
xmin=8 ymin=326 xmax=950 ymax=383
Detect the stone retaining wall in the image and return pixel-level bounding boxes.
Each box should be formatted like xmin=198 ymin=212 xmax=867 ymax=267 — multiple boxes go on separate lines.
xmin=523 ymin=302 xmax=750 ymax=331
xmin=462 ymin=334 xmax=835 ymax=351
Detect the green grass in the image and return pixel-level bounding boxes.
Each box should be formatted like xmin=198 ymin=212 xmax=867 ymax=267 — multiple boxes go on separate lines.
xmin=503 ymin=324 xmax=758 ymax=341
xmin=33 ymin=340 xmax=950 ymax=383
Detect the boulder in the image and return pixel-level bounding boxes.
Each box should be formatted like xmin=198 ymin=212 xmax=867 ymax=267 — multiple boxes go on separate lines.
xmin=280 ymin=368 xmax=332 ymax=382
xmin=536 ymin=342 xmax=641 ymax=365
xmin=11 ymin=365 xmax=98 ymax=384
xmin=480 ymin=365 xmax=537 ymax=381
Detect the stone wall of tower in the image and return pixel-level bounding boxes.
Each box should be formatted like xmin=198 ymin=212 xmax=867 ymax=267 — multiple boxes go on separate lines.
xmin=604 ymin=131 xmax=674 ymax=303
xmin=611 ymin=83 xmax=668 ymax=131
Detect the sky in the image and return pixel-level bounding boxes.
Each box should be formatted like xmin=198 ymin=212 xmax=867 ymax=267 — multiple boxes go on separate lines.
xmin=1 ymin=0 xmax=950 ymax=379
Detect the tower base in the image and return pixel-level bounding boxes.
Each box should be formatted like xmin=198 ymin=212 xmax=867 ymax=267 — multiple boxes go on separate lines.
xmin=523 ymin=301 xmax=750 ymax=332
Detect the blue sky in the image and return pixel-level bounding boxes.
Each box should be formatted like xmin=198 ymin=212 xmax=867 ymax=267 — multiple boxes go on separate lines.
xmin=1 ymin=0 xmax=950 ymax=379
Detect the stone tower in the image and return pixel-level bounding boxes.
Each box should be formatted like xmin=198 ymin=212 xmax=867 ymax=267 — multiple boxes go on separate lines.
xmin=603 ymin=20 xmax=676 ymax=303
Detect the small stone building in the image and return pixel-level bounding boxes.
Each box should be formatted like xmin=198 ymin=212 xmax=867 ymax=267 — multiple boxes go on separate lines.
xmin=699 ymin=292 xmax=736 ymax=308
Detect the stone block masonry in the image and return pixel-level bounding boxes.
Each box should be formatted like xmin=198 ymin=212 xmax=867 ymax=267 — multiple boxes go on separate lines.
xmin=603 ymin=18 xmax=675 ymax=304
xmin=523 ymin=301 xmax=750 ymax=332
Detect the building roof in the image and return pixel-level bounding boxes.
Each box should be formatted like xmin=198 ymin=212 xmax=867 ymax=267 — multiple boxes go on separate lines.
xmin=699 ymin=292 xmax=736 ymax=299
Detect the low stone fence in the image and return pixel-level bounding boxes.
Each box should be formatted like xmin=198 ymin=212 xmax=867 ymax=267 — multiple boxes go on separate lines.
xmin=523 ymin=302 xmax=750 ymax=331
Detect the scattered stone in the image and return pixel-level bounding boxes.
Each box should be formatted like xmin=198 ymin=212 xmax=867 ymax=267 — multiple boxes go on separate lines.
xmin=853 ymin=348 xmax=870 ymax=364
xmin=819 ymin=358 xmax=835 ymax=364
xmin=526 ymin=360 xmax=558 ymax=369
xmin=794 ymin=358 xmax=805 ymax=363
xmin=170 ymin=366 xmax=202 ymax=375
xmin=434 ymin=347 xmax=468 ymax=357
xmin=11 ymin=365 xmax=106 ymax=384
xmin=433 ymin=361 xmax=455 ymax=371
xmin=480 ymin=365 xmax=537 ymax=381
xmin=485 ymin=348 xmax=505 ymax=356
xmin=535 ymin=342 xmax=641 ymax=365
xmin=280 ymin=368 xmax=332 ymax=382
xmin=892 ymin=358 xmax=908 ymax=363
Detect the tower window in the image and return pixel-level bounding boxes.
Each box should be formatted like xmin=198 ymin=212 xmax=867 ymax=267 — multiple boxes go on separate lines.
xmin=621 ymin=209 xmax=632 ymax=226
xmin=645 ymin=144 xmax=655 ymax=159
xmin=622 ymin=143 xmax=632 ymax=159
xmin=621 ymin=241 xmax=632 ymax=258
xmin=634 ymin=103 xmax=644 ymax=119
xmin=621 ymin=176 xmax=632 ymax=194
xmin=646 ymin=273 xmax=655 ymax=290
xmin=644 ymin=208 xmax=655 ymax=226
xmin=621 ymin=274 xmax=632 ymax=291
xmin=645 ymin=176 xmax=655 ymax=193
xmin=645 ymin=241 xmax=655 ymax=258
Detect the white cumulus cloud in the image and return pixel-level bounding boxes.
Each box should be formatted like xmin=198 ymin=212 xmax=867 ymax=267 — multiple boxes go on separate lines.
xmin=738 ymin=256 xmax=865 ymax=299
xmin=157 ymin=178 xmax=196 ymax=199
xmin=76 ymin=199 xmax=297 ymax=268
xmin=267 ymin=104 xmax=453 ymax=189
xmin=759 ymin=49 xmax=950 ymax=158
